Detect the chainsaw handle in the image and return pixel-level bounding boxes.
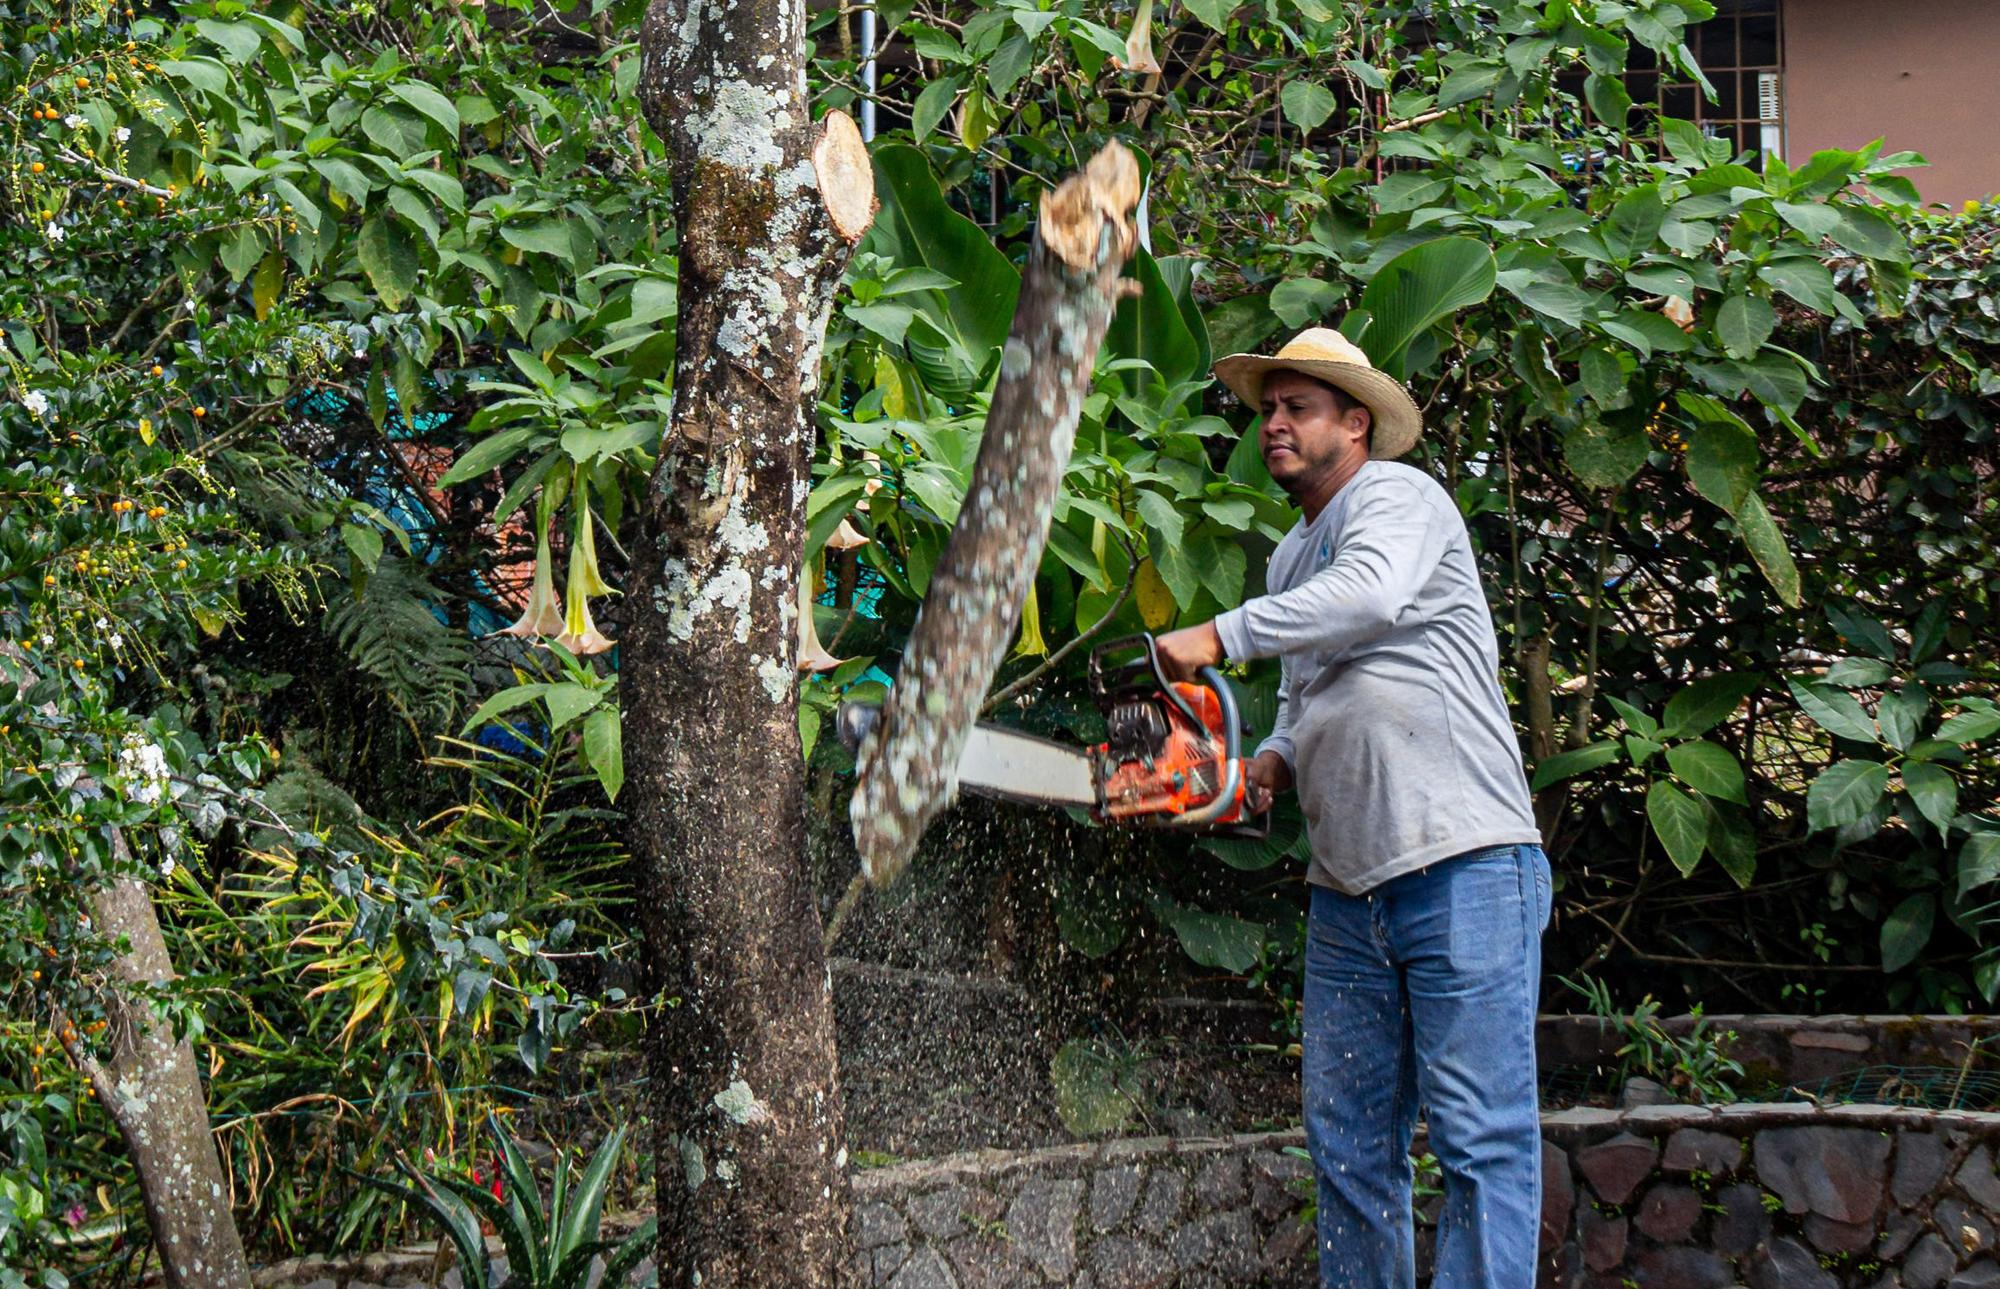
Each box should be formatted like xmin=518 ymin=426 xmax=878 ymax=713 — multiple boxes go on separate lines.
xmin=1091 ymin=633 xmax=1203 ymax=731
xmin=1175 ymin=664 xmax=1244 ymax=828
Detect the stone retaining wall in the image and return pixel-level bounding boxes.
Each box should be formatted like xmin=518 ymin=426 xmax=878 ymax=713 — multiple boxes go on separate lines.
xmin=1537 ymin=1103 xmax=2000 ymax=1289
xmin=245 ymin=1103 xmax=2000 ymax=1288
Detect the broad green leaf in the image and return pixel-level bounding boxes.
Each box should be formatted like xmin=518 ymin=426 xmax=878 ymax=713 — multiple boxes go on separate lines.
xmin=341 ymin=522 xmax=383 ymax=573
xmin=1685 ymin=415 xmax=1759 ymax=514
xmin=864 ymin=145 xmax=1021 ymax=372
xmin=1625 ymin=264 xmax=1696 ymax=299
xmin=1716 ymin=294 xmax=1776 ymax=359
xmin=1438 ymin=62 xmax=1503 ymax=109
xmin=1832 ymin=205 xmax=1908 ymax=261
xmin=1876 ymin=684 xmax=1928 ymax=752
xmin=356 ymin=214 xmax=419 ymax=309
xmin=1662 ymin=673 xmax=1760 ymax=737
xmin=1584 ymin=73 xmax=1632 ymax=129
xmin=312 ymin=156 xmax=375 ymax=208
xmin=1827 ymin=603 xmax=1898 ymax=660
xmin=1787 ymin=679 xmax=1879 ymax=744
xmin=1733 ymin=493 xmax=1800 ymax=607
xmin=1153 ymin=899 xmax=1263 ymax=973
xmin=501 ymin=220 xmax=576 ymax=263
xmin=1902 ymin=762 xmax=1956 ymax=835
xmin=910 ymin=74 xmax=959 ymax=143
xmin=1269 ymin=276 xmax=1343 ymax=328
xmin=1938 ymin=710 xmax=2000 ymax=744
xmin=1529 ymin=740 xmax=1621 ymax=791
xmin=1805 ymin=759 xmax=1890 ymax=831
xmin=1561 ymin=419 xmax=1649 ymax=489
xmin=1106 ymin=248 xmax=1204 ymax=400
xmin=1602 ymin=185 xmax=1666 ymax=264
xmin=1705 ymin=801 xmax=1757 ymax=888
xmin=1880 ymin=893 xmax=1935 ymax=974
xmin=1281 ymin=81 xmax=1337 ymax=130
xmin=1183 ymin=0 xmax=1234 ymax=32
xmin=583 ymin=707 xmax=623 ymax=804
xmin=1352 ymin=237 xmax=1497 ymax=379
xmin=1758 ymin=258 xmax=1841 ymax=314
xmin=1647 ymin=781 xmax=1709 ymax=876
xmin=1607 ymin=695 xmax=1660 ymax=740
xmin=544 ymin=682 xmax=603 ymax=730
xmin=196 ymin=18 xmax=264 ymax=62
xmin=1666 ymin=740 xmax=1746 ymax=804
xmin=437 ymin=427 xmax=540 ymax=486
xmin=1959 ymin=835 xmax=2000 ymax=899
xmin=460 ymin=682 xmax=551 ymax=735
xmin=1825 ymin=657 xmax=1895 ymax=688
xmin=389 ymin=80 xmax=461 ymax=137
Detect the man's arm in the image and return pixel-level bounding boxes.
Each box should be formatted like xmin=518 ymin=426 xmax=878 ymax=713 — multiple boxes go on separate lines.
xmin=1214 ymin=477 xmax=1442 ymax=663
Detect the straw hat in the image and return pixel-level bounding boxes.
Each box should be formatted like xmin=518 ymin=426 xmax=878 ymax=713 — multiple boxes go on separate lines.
xmin=1211 ymin=326 xmax=1424 ymax=460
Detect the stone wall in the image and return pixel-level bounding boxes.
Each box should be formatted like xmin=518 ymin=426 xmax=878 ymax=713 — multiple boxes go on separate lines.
xmin=246 ymin=1104 xmax=2000 ymax=1288
xmin=1538 ymin=1104 xmax=2000 ymax=1289
xmin=848 ymin=1133 xmax=1315 ymax=1289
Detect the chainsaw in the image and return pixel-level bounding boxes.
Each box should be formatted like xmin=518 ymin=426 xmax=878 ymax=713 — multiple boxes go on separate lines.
xmin=839 ymin=633 xmax=1267 ymax=836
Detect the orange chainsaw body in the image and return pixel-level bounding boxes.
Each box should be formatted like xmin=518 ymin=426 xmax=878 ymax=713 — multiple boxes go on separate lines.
xmin=1089 ymin=666 xmax=1257 ymax=831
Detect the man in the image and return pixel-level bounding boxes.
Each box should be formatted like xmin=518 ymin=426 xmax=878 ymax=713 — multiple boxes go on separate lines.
xmin=1155 ymin=326 xmax=1551 ymax=1289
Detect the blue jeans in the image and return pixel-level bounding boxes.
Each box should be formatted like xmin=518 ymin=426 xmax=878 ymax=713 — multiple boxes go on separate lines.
xmin=1303 ymin=843 xmax=1551 ymax=1289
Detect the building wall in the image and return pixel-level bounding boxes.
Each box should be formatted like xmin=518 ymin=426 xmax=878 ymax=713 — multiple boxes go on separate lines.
xmin=1783 ymin=0 xmax=2000 ymax=206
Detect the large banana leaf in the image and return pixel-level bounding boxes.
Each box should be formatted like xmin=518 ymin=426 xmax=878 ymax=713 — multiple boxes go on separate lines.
xmin=1104 ymin=247 xmax=1206 ymax=406
xmin=1342 ymin=236 xmax=1497 ymax=379
xmin=864 ymin=145 xmax=1021 ymax=384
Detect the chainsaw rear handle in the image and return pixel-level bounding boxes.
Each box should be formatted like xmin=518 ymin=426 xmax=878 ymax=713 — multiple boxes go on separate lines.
xmin=1175 ymin=664 xmax=1243 ymax=827
xmin=1093 ymin=634 xmax=1247 ymax=829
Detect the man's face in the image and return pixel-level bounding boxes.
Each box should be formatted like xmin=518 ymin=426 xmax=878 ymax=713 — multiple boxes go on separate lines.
xmin=1257 ymin=370 xmax=1370 ymax=496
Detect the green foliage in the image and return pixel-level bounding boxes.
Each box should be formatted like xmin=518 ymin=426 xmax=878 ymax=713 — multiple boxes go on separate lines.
xmin=356 ymin=1115 xmax=655 ymax=1289
xmin=1563 ymin=974 xmax=1745 ymax=1104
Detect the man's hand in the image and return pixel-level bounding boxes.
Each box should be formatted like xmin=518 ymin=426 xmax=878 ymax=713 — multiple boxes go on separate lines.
xmin=1155 ymin=621 xmax=1224 ymax=682
xmin=1244 ymin=749 xmax=1293 ymax=814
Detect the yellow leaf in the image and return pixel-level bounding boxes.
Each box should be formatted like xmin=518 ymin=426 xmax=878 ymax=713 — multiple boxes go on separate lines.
xmin=1135 ymin=558 xmax=1175 ymax=629
xmin=137 ymin=417 xmax=153 ymax=445
xmin=252 ymin=252 xmax=284 ymax=321
xmin=1012 ymin=582 xmax=1048 ymax=658
xmin=959 ymin=85 xmax=994 ymax=153
xmin=874 ymin=350 xmax=908 ymax=419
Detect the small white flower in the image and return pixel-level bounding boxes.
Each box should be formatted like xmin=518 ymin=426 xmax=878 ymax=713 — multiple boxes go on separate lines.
xmin=183 ymin=299 xmax=196 ymax=313
xmin=353 ymin=347 xmax=367 ymax=360
xmin=61 ymin=482 xmax=75 ymax=497
xmin=118 ymin=734 xmax=172 ymax=807
xmin=44 ymin=222 xmax=64 ymax=243
xmin=108 ymin=632 xmax=124 ymax=649
xmin=115 ymin=126 xmax=131 ymax=143
xmin=39 ymin=633 xmax=53 ymax=647
xmin=160 ymin=856 xmax=177 ymax=878
xmin=95 ymin=617 xmax=109 ymax=630
xmin=20 ymin=389 xmax=50 ymax=417
xmin=64 ymin=114 xmax=85 ymax=128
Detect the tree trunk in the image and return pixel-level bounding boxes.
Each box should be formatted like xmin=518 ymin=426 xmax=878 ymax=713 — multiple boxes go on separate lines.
xmin=78 ymin=856 xmax=253 ymax=1288
xmin=627 ymin=0 xmax=873 ymax=1279
xmin=849 ymin=145 xmax=1143 ymax=885
xmin=3 ymin=647 xmax=251 ymax=1287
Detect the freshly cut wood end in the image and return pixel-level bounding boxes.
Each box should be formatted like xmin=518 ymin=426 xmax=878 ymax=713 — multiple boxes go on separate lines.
xmin=1038 ymin=143 xmax=1142 ymax=270
xmin=814 ymin=111 xmax=877 ymax=244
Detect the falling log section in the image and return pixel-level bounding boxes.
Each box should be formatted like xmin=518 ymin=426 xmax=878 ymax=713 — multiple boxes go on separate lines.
xmin=850 ymin=143 xmax=1142 ymax=885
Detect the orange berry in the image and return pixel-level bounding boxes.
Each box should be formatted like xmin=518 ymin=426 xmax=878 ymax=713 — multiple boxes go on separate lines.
xmin=30 ymin=162 xmax=45 ymax=174
xmin=43 ymin=575 xmax=56 ymax=587
xmin=150 ymin=365 xmax=163 ymax=377
xmin=192 ymin=406 xmax=205 ymax=418
xmin=76 ymin=78 xmax=89 ymax=88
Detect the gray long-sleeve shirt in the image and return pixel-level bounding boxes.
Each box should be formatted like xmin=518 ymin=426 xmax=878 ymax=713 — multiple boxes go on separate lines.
xmin=1214 ymin=460 xmax=1541 ymax=895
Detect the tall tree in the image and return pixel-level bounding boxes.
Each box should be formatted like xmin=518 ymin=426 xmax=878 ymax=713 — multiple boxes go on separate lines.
xmin=626 ymin=0 xmax=874 ymax=1279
